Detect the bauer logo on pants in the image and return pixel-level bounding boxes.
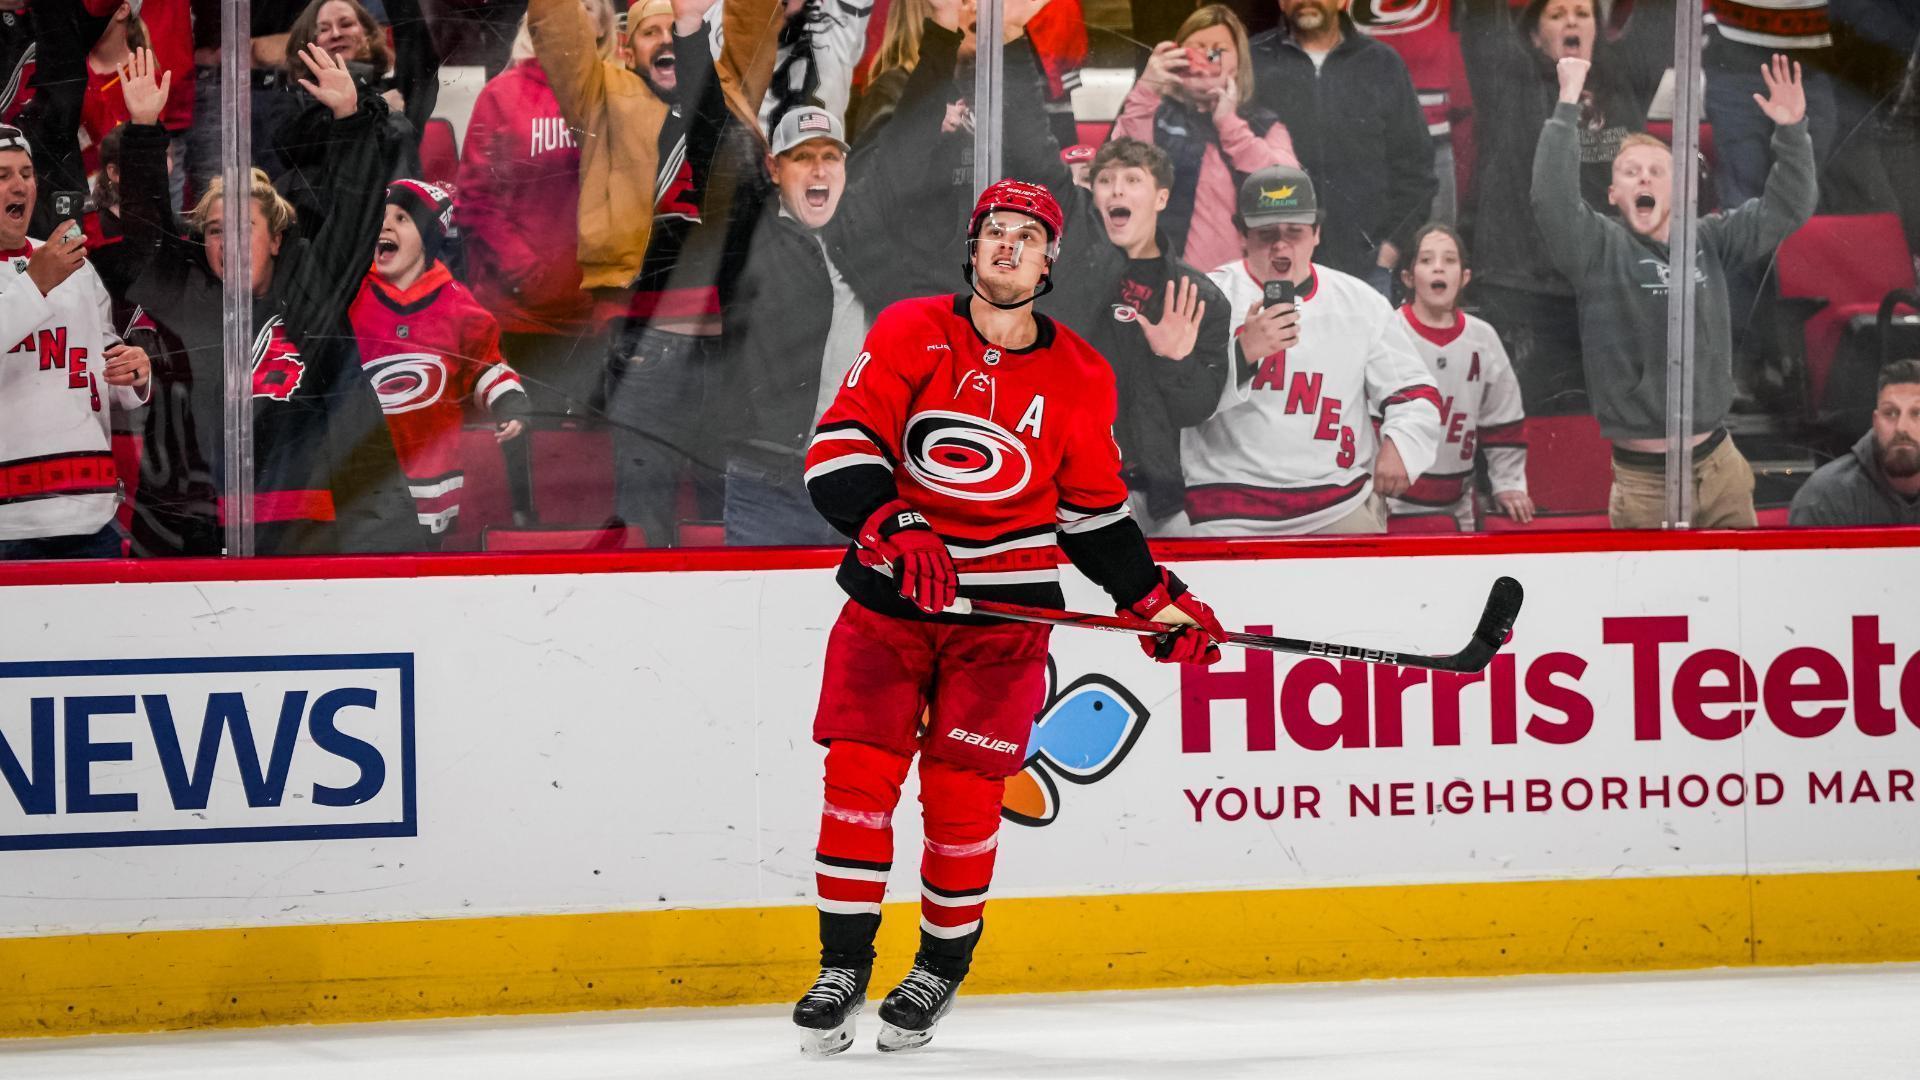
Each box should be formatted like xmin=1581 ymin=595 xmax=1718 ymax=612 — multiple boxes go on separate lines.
xmin=0 ymin=654 xmax=416 ymax=851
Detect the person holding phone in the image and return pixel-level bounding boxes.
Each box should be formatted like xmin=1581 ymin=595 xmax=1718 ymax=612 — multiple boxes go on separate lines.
xmin=1178 ymin=164 xmax=1442 ymax=536
xmin=1112 ymin=4 xmax=1297 ymax=275
xmin=0 ymin=123 xmax=151 ymax=560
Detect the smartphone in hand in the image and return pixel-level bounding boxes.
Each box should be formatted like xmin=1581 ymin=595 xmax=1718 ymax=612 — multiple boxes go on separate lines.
xmin=1263 ymin=278 xmax=1294 ymax=309
xmin=50 ymin=191 xmax=87 ymax=242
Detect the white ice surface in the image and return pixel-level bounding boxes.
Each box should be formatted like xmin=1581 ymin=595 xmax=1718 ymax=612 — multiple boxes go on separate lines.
xmin=4 ymin=965 xmax=1917 ymax=1080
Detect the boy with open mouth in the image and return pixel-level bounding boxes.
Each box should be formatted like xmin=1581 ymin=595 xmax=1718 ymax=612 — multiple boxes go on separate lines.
xmin=350 ymin=179 xmax=531 ymax=544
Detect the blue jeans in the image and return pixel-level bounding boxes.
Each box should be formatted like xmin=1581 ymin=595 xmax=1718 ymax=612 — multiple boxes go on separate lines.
xmin=723 ymin=460 xmax=844 ymax=547
xmin=0 ymin=523 xmax=125 ymax=560
xmin=604 ymin=327 xmax=721 ymax=546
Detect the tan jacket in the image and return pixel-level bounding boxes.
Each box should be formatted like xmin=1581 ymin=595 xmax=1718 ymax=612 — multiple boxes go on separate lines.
xmin=528 ymin=0 xmax=782 ymax=290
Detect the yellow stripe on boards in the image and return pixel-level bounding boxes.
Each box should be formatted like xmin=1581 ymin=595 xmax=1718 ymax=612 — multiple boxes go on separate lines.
xmin=3 ymin=869 xmax=1918 ymax=1039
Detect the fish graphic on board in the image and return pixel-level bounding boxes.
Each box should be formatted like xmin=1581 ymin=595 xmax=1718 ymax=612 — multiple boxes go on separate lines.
xmin=1001 ymin=657 xmax=1151 ymax=827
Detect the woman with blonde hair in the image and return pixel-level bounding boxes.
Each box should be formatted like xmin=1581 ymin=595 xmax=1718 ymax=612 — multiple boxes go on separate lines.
xmin=1112 ymin=4 xmax=1296 ymax=273
xmin=119 ymin=45 xmax=423 ymax=556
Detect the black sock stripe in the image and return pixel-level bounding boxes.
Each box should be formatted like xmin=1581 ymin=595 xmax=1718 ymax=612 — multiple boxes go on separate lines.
xmin=816 ymin=853 xmax=892 ymax=874
xmin=919 ymin=878 xmax=989 ymax=900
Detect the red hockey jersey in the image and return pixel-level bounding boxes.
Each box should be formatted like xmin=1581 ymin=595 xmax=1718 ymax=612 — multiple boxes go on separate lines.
xmin=804 ymin=294 xmax=1157 ymax=621
xmin=349 ymin=263 xmax=529 ymax=535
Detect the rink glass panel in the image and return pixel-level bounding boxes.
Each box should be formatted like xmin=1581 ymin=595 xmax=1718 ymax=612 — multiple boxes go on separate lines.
xmin=40 ymin=0 xmax=1913 ymax=563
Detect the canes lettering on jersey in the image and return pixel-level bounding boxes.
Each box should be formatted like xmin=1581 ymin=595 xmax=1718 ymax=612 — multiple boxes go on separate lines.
xmin=8 ymin=326 xmax=99 ymax=412
xmin=1183 ymin=264 xmax=1443 ymax=534
xmin=1389 ymin=305 xmax=1527 ymax=517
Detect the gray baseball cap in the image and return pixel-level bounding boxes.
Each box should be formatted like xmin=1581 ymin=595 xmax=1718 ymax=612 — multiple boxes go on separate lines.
xmin=771 ymin=107 xmax=849 ymax=157
xmin=1239 ymin=165 xmax=1320 ymax=227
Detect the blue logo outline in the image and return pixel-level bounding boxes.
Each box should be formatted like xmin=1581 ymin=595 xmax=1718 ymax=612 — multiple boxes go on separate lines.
xmin=0 ymin=653 xmax=416 ymax=851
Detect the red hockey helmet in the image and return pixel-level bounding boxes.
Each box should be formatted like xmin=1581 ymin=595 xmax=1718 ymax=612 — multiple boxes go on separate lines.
xmin=969 ymin=178 xmax=1064 ymax=259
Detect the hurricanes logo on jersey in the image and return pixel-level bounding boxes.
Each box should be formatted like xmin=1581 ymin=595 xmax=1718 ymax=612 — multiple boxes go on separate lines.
xmin=903 ymin=410 xmax=1033 ymax=502
xmin=366 ymin=353 xmax=450 ymax=414
xmin=250 ymin=316 xmax=306 ymax=401
xmin=1351 ymin=0 xmax=1443 ymax=34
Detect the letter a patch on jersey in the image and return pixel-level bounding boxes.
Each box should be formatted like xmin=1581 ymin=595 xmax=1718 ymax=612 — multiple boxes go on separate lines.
xmin=1017 ymin=395 xmax=1045 ymax=438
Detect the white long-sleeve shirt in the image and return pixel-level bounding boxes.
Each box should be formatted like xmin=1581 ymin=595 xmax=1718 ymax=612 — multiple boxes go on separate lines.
xmin=1181 ymin=261 xmax=1442 ymax=535
xmin=1385 ymin=305 xmax=1527 ymax=521
xmin=0 ymin=242 xmax=147 ymax=541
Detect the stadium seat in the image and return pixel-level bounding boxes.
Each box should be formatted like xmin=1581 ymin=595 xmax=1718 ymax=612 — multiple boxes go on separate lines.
xmin=1776 ymin=214 xmax=1916 ymax=411
xmin=1517 ymin=414 xmax=1613 ymax=514
xmin=529 ymin=424 xmax=615 ymax=524
xmin=1754 ymin=506 xmax=1790 ymax=527
xmin=480 ymin=523 xmax=647 ymax=552
xmin=676 ymin=521 xmax=726 ymax=547
xmin=1483 ymin=511 xmax=1612 ymax=532
xmin=419 ymin=117 xmax=460 ymax=189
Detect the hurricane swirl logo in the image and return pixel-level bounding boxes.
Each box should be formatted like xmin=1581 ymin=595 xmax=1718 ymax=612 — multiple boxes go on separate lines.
xmin=1351 ymin=0 xmax=1441 ymax=34
xmin=367 ymin=353 xmax=450 ymax=414
xmin=903 ymin=410 xmax=1033 ymax=502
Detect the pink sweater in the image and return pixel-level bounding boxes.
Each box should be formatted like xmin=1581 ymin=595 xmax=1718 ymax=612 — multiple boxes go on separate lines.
xmin=1113 ymin=80 xmax=1299 ymax=275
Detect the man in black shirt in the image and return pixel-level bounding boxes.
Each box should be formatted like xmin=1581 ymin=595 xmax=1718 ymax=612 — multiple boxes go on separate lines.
xmin=1248 ymin=0 xmax=1435 ymax=295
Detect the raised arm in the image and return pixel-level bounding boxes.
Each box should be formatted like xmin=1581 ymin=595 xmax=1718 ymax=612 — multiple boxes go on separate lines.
xmin=115 ymin=48 xmax=181 ymax=278
xmin=528 ymin=0 xmax=614 ymax=132
xmin=1699 ymin=54 xmax=1817 ymax=266
xmin=281 ymin=45 xmax=394 ymax=328
xmin=1530 ymin=58 xmax=1615 ymax=279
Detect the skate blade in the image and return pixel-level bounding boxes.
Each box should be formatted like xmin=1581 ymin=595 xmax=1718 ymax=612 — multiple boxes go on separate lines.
xmin=876 ymin=1020 xmax=936 ymax=1053
xmin=797 ymin=1012 xmax=858 ymax=1058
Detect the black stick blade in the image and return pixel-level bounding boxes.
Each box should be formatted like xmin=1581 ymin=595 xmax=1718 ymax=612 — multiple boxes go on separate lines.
xmin=1473 ymin=576 xmax=1525 ymax=651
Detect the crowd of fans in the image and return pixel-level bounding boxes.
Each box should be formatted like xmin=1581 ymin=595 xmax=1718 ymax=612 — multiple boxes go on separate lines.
xmin=1 ymin=0 xmax=1917 ymax=560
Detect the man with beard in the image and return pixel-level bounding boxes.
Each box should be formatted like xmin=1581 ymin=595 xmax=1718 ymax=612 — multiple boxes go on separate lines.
xmin=1790 ymin=360 xmax=1920 ymax=526
xmin=1247 ymin=0 xmax=1434 ymax=294
xmin=1536 ymin=55 xmax=1814 ymax=529
xmin=528 ymin=0 xmax=779 ymax=541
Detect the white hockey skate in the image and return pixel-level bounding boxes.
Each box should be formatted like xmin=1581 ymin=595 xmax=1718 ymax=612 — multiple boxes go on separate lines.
xmin=875 ymin=962 xmax=959 ymax=1052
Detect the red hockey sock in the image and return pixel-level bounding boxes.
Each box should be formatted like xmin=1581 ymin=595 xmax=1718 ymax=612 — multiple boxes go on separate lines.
xmin=915 ymin=756 xmax=1005 ymax=979
xmin=814 ymin=739 xmax=912 ymax=968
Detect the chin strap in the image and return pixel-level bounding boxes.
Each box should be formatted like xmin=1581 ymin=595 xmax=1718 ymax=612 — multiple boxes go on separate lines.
xmin=960 ymin=262 xmax=1054 ymax=310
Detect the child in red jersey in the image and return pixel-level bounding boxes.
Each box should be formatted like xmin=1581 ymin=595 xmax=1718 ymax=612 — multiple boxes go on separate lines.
xmin=349 ymin=179 xmax=530 ymax=541
xmin=788 ymin=179 xmax=1230 ymax=1057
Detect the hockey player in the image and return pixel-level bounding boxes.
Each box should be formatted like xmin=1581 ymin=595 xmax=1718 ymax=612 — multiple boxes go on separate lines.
xmin=349 ymin=179 xmax=530 ymax=542
xmin=0 ymin=123 xmax=150 ymax=559
xmin=1181 ymin=164 xmax=1444 ymax=536
xmin=791 ymin=178 xmax=1229 ymax=1056
xmin=1386 ymin=224 xmax=1532 ymax=530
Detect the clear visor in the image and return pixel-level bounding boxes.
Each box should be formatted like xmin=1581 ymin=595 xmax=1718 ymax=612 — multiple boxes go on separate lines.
xmin=972 ymin=212 xmax=1059 ymax=264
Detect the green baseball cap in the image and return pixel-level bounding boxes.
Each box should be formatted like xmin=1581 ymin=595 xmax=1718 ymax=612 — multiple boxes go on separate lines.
xmin=1239 ymin=165 xmax=1319 ymax=227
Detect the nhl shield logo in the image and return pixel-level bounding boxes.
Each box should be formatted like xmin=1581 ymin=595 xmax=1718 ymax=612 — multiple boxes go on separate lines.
xmin=984 ymin=347 xmax=1001 ymax=366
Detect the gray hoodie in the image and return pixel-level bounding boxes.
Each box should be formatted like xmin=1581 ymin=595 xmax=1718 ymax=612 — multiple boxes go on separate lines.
xmin=1530 ymin=101 xmax=1815 ymax=442
xmin=1788 ymin=431 xmax=1920 ymax=526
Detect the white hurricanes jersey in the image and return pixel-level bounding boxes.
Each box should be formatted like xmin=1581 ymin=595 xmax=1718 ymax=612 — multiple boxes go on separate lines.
xmin=1385 ymin=305 xmax=1528 ymax=521
xmin=1181 ymin=262 xmax=1443 ymax=535
xmin=0 ymin=242 xmax=146 ymax=541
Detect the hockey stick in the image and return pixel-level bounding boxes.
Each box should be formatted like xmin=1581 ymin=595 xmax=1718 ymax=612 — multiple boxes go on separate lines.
xmin=952 ymin=576 xmax=1524 ymax=673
